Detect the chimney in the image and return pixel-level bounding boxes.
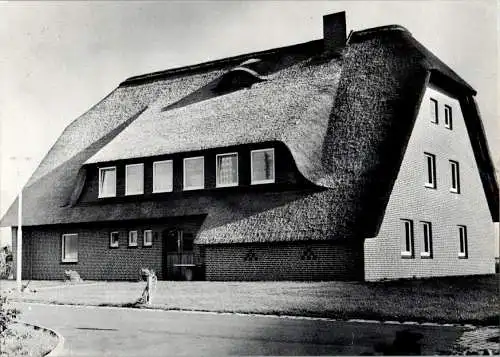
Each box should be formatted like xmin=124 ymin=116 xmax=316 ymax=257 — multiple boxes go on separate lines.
xmin=323 ymin=12 xmax=347 ymax=53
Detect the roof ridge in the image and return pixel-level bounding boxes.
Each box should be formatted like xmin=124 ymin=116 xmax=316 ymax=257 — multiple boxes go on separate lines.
xmin=119 ymin=39 xmax=323 ymax=86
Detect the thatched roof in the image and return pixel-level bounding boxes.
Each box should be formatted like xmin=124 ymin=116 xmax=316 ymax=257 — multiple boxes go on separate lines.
xmin=1 ymin=24 xmax=497 ymax=246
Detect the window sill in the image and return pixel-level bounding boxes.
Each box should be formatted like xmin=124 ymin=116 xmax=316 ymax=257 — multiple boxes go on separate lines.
xmin=424 ymin=183 xmax=436 ymax=189
xmin=183 ymin=186 xmax=204 ymax=191
xmin=143 ymin=244 xmax=153 ymax=248
xmin=401 ymin=252 xmax=413 ymax=259
xmin=125 ymin=192 xmax=144 ymax=196
xmin=216 ymin=182 xmax=239 ymax=188
xmin=420 ymin=253 xmax=432 ymax=259
xmin=450 ymin=189 xmax=460 ymax=194
xmin=61 ymin=260 xmax=78 ymax=264
xmin=98 ymin=194 xmax=116 ymax=199
xmin=152 ymin=189 xmax=173 ymax=194
xmin=109 ymin=245 xmax=119 ymax=249
xmin=128 ymin=245 xmax=138 ymax=249
xmin=458 ymin=254 xmax=468 ymax=259
xmin=251 ymin=180 xmax=275 ymax=185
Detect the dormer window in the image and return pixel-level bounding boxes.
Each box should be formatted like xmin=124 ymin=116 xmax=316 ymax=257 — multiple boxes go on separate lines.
xmin=251 ymin=148 xmax=275 ymax=185
xmin=125 ymin=163 xmax=144 ymax=195
xmin=183 ymin=156 xmax=204 ymax=190
xmin=216 ymin=153 xmax=238 ymax=187
xmin=153 ymin=160 xmax=173 ymax=193
xmin=98 ymin=167 xmax=116 ymax=198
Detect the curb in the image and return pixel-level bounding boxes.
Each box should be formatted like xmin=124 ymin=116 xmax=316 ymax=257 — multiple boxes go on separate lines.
xmin=17 ymin=319 xmax=65 ymax=357
xmin=16 ymin=301 xmax=493 ymax=329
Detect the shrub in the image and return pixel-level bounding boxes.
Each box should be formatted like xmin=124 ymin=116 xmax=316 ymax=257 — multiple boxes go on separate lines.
xmin=0 ymin=247 xmax=13 ymax=279
xmin=0 ymin=296 xmax=18 ymax=337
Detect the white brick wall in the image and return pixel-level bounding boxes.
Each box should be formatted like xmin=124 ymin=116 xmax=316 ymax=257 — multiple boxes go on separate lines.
xmin=364 ymin=85 xmax=496 ymax=281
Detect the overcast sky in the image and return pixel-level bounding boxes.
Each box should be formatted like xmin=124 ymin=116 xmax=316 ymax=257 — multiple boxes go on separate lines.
xmin=0 ymin=1 xmax=498 ymax=247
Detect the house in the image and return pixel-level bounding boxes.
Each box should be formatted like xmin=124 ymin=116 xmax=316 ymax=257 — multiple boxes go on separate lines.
xmin=1 ymin=12 xmax=498 ymax=281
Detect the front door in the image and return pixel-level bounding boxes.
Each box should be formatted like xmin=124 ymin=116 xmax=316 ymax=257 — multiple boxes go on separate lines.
xmin=162 ymin=228 xmax=194 ymax=280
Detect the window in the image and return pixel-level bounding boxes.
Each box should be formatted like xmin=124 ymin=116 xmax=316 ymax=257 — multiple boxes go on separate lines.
xmin=458 ymin=225 xmax=468 ymax=258
xmin=110 ymin=232 xmax=119 ymax=248
xmin=421 ymin=221 xmax=432 ymax=258
xmin=424 ymin=153 xmax=436 ymax=188
xmin=128 ymin=231 xmax=138 ymax=247
xmin=401 ymin=219 xmax=414 ymax=258
xmin=183 ymin=157 xmax=204 ymax=190
xmin=125 ymin=163 xmax=144 ymax=195
xmin=216 ymin=153 xmax=238 ymax=187
xmin=61 ymin=233 xmax=78 ymax=263
xmin=251 ymin=148 xmax=275 ymax=184
xmin=98 ymin=167 xmax=116 ymax=198
xmin=450 ymin=160 xmax=460 ymax=193
xmin=444 ymin=105 xmax=453 ymax=129
xmin=430 ymin=98 xmax=439 ymax=124
xmin=153 ymin=160 xmax=173 ymax=193
xmin=143 ymin=230 xmax=153 ymax=247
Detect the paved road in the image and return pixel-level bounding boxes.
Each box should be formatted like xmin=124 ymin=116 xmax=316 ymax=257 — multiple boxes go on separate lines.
xmin=15 ymin=302 xmax=463 ymax=356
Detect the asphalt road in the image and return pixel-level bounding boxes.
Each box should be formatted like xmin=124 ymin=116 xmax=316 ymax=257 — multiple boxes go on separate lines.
xmin=14 ymin=302 xmax=463 ymax=356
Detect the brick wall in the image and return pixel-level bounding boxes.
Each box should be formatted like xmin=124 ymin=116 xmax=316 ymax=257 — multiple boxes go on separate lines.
xmin=205 ymin=241 xmax=364 ymax=281
xmin=364 ymin=84 xmax=496 ymax=280
xmin=12 ymin=217 xmax=204 ymax=281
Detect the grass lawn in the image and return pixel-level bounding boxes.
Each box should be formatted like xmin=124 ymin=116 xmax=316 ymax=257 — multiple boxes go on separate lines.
xmin=2 ymin=275 xmax=499 ymax=326
xmin=0 ymin=322 xmax=58 ymax=357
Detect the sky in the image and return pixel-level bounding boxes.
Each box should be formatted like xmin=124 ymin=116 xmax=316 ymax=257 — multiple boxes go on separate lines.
xmin=0 ymin=1 xmax=498 ymax=248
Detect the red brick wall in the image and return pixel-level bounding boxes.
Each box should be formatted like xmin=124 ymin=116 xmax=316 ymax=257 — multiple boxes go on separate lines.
xmin=205 ymin=241 xmax=364 ymax=281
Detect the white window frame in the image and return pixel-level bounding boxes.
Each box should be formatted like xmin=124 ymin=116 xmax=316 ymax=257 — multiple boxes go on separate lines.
xmin=61 ymin=233 xmax=78 ymax=263
xmin=458 ymin=225 xmax=468 ymax=258
xmin=110 ymin=231 xmax=119 ymax=248
xmin=424 ymin=153 xmax=436 ymax=189
xmin=216 ymin=152 xmax=239 ymax=188
xmin=444 ymin=104 xmax=453 ymax=130
xmin=153 ymin=160 xmax=173 ymax=193
xmin=250 ymin=148 xmax=275 ymax=185
xmin=125 ymin=163 xmax=144 ymax=196
xmin=183 ymin=156 xmax=205 ymax=191
xmin=450 ymin=160 xmax=460 ymax=193
xmin=98 ymin=166 xmax=117 ymax=198
xmin=420 ymin=221 xmax=432 ymax=258
xmin=401 ymin=219 xmax=414 ymax=258
xmin=128 ymin=230 xmax=138 ymax=247
xmin=143 ymin=230 xmax=153 ymax=247
xmin=430 ymin=98 xmax=439 ymax=124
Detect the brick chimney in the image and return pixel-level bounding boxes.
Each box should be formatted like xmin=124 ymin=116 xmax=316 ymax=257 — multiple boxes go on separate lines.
xmin=323 ymin=12 xmax=347 ymax=53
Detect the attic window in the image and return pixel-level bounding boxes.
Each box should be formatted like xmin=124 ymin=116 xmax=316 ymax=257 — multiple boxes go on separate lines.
xmin=216 ymin=153 xmax=238 ymax=187
xmin=153 ymin=160 xmax=173 ymax=193
xmin=98 ymin=167 xmax=116 ymax=198
xmin=184 ymin=156 xmax=204 ymax=191
xmin=251 ymin=148 xmax=275 ymax=185
xmin=430 ymin=98 xmax=438 ymax=124
xmin=125 ymin=163 xmax=144 ymax=195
